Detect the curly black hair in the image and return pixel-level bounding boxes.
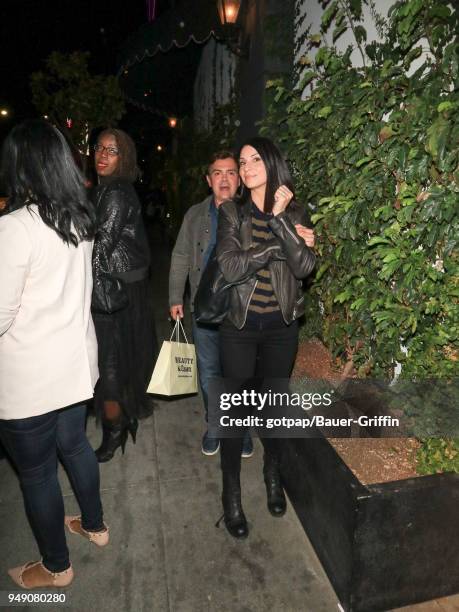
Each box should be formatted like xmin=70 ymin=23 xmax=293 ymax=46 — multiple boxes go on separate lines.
xmin=97 ymin=128 xmax=139 ymax=183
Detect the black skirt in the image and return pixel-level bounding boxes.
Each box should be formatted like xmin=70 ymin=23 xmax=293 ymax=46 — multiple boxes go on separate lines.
xmin=93 ymin=278 xmax=158 ymax=420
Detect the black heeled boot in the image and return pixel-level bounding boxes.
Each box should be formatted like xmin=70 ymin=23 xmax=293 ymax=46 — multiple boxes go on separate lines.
xmin=217 ymin=472 xmax=248 ymax=539
xmin=263 ymin=455 xmax=287 ymax=517
xmin=95 ymin=417 xmax=129 ymax=463
xmin=127 ymin=418 xmax=138 ymax=444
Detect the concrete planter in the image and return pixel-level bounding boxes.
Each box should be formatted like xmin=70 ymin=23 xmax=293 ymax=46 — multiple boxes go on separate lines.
xmin=279 ymin=435 xmax=459 ymax=611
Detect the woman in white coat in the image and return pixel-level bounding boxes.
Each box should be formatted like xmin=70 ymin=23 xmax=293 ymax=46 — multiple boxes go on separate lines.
xmin=0 ymin=120 xmax=108 ymax=589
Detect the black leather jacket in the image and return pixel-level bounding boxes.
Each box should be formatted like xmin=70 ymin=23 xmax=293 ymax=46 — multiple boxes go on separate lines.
xmin=217 ymin=199 xmax=316 ymax=329
xmin=92 ymin=179 xmax=150 ymax=283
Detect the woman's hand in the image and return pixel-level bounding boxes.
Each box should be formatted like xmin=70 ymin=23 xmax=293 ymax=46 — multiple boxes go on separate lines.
xmin=272 ymin=184 xmax=293 ymax=216
xmin=295 ymin=225 xmax=315 ymax=248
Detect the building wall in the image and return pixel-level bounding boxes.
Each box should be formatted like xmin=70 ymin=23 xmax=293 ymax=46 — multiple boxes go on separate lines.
xmin=235 ymin=0 xmax=265 ymax=144
xmin=236 ymin=0 xmax=295 ymax=144
xmin=294 ymin=0 xmax=433 ymax=96
xmin=295 ymin=0 xmax=390 ymax=67
xmin=193 ymin=0 xmax=296 ymax=144
xmin=193 ymin=37 xmax=237 ymax=132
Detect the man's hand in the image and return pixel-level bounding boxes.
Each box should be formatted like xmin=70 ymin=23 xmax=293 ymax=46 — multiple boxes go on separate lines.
xmin=170 ymin=304 xmax=184 ymax=321
xmin=295 ymin=224 xmax=315 ymax=248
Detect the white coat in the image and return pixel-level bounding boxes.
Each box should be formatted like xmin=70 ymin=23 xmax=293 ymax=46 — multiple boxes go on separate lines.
xmin=0 ymin=205 xmax=98 ymax=420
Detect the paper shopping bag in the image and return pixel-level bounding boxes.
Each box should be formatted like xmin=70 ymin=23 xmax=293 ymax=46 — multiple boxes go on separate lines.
xmin=147 ymin=320 xmax=197 ymax=396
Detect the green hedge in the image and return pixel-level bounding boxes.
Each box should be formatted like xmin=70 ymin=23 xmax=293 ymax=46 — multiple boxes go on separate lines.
xmin=261 ymin=0 xmax=459 ymax=473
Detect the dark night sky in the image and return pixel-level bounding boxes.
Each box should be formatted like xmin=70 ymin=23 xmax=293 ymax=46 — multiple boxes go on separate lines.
xmin=0 ymin=0 xmax=171 ymax=125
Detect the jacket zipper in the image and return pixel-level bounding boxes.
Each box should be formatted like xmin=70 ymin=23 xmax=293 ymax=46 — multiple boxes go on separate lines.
xmin=252 ymin=245 xmax=279 ymax=258
xmin=270 ymin=261 xmax=289 ymax=325
xmin=242 ymin=279 xmax=258 ymax=327
xmin=280 ymin=217 xmax=300 ymax=244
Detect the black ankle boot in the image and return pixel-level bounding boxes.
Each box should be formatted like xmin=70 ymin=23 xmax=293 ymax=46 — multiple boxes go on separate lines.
xmin=263 ymin=455 xmax=286 ymax=517
xmin=219 ymin=472 xmax=248 ymax=539
xmin=127 ymin=418 xmax=138 ymax=444
xmin=95 ymin=418 xmax=129 ymax=463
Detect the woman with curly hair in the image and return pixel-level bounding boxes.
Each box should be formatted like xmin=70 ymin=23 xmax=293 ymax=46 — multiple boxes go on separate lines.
xmin=91 ymin=128 xmax=157 ymax=462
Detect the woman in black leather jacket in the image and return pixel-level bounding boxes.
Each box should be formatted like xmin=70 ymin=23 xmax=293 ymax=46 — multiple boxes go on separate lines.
xmin=216 ymin=136 xmax=316 ymax=538
xmin=91 ymin=128 xmax=157 ymax=462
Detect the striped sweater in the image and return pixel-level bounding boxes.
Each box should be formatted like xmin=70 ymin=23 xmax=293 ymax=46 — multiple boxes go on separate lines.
xmin=246 ymin=203 xmax=283 ymax=326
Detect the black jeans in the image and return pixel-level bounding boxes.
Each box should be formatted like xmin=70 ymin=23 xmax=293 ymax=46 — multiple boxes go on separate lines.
xmin=219 ymin=319 xmax=299 ymax=473
xmin=0 ymin=403 xmax=104 ymax=572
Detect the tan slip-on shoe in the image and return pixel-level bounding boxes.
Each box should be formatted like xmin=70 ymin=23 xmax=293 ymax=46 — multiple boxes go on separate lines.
xmin=65 ymin=515 xmax=109 ymax=547
xmin=8 ymin=560 xmax=74 ymax=589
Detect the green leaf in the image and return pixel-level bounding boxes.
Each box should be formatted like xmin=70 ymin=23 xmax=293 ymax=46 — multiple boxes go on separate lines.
xmin=379 ymin=259 xmax=401 ymax=280
xmin=315 ymin=262 xmax=331 ymax=281
xmin=356 ymin=156 xmax=372 ymax=167
xmin=317 ymin=106 xmax=333 ymax=118
xmin=350 ymin=297 xmax=366 ymax=310
xmin=407 ymin=0 xmax=423 ymax=18
xmin=426 ymin=117 xmax=449 ymax=161
xmin=382 ymin=252 xmax=398 ymax=263
xmin=354 ymin=25 xmax=367 ymax=44
xmin=333 ymin=24 xmax=347 ymax=43
xmin=321 ymin=0 xmax=339 ymax=30
xmin=437 ymin=101 xmax=455 ymax=113
xmin=379 ymin=126 xmax=394 ymax=142
xmin=298 ymin=71 xmax=317 ymax=91
xmin=367 ymin=238 xmax=392 ymax=248
xmin=311 ymin=213 xmax=326 ymax=223
xmin=334 ymin=290 xmax=352 ymax=304
xmin=274 ymin=87 xmax=286 ymax=103
xmin=349 ymin=0 xmax=362 ymax=19
xmin=429 ymin=5 xmax=451 ymax=20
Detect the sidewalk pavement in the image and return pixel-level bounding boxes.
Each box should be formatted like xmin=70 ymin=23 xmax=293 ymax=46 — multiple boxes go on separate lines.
xmin=0 ymin=231 xmax=451 ymax=612
xmin=0 ymin=232 xmax=341 ymax=612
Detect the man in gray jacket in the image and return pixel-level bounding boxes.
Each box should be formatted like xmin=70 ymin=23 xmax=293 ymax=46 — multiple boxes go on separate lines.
xmin=169 ymin=151 xmax=242 ymax=455
xmin=169 ymin=150 xmax=315 ymax=456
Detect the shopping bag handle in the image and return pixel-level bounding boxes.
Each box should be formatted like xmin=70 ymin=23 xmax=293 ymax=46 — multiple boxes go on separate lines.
xmin=169 ymin=318 xmax=189 ymax=344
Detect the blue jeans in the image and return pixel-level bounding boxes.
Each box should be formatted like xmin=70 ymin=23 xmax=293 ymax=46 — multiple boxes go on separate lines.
xmin=0 ymin=403 xmax=104 ymax=572
xmin=191 ymin=315 xmax=221 ymax=427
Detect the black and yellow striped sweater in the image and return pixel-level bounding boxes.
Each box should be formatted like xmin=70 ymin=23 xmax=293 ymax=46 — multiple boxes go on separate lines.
xmin=246 ymin=203 xmax=283 ymax=327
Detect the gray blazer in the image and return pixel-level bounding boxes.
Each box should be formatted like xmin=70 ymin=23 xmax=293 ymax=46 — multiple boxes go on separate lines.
xmin=168 ymin=195 xmax=214 ymax=311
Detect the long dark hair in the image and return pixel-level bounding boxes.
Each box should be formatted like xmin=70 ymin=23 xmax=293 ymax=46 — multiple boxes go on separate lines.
xmin=1 ymin=119 xmax=95 ymax=246
xmin=97 ymin=128 xmax=139 ymax=183
xmin=239 ymin=136 xmax=295 ymax=214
